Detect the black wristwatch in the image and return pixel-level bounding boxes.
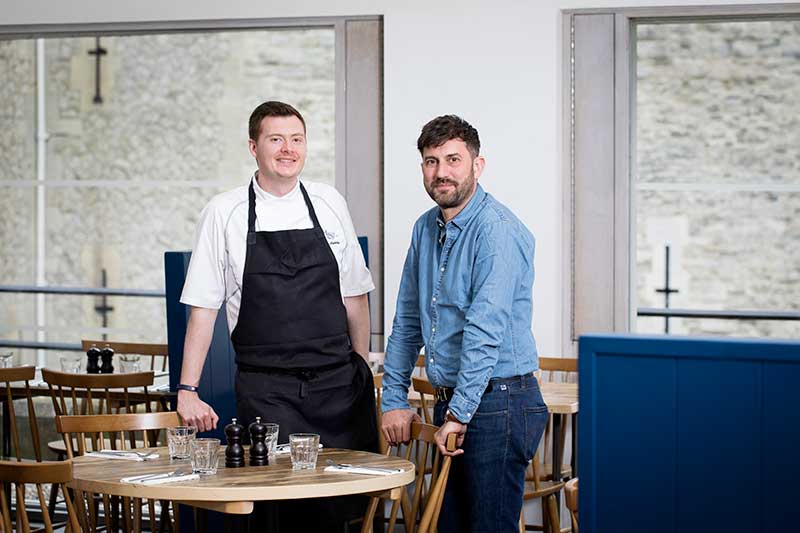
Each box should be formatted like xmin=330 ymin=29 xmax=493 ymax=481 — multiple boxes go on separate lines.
xmin=176 ymin=384 xmax=199 ymax=393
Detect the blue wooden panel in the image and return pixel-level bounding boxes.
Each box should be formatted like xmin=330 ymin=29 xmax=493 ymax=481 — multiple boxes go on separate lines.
xmin=594 ymin=354 xmax=676 ymax=533
xmin=579 ymin=334 xmax=800 ymax=533
xmin=763 ymin=362 xmax=800 ymax=529
xmin=675 ymin=358 xmax=760 ymax=532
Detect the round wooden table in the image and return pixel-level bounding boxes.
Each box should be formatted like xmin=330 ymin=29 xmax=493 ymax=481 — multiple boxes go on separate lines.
xmin=70 ymin=447 xmax=415 ymax=516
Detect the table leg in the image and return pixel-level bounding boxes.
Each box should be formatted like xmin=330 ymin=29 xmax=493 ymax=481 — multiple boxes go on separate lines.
xmin=571 ymin=412 xmax=578 ymax=478
xmin=552 ymin=414 xmax=564 ymax=513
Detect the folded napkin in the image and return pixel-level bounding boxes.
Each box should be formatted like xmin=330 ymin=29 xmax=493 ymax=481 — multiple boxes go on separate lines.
xmin=86 ymin=450 xmax=159 ymax=462
xmin=323 ymin=465 xmax=405 ymax=476
xmin=121 ymin=472 xmax=200 ymax=485
xmin=274 ymin=443 xmax=324 ymax=455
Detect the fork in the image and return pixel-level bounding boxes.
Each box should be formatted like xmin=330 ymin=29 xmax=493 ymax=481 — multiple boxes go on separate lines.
xmin=100 ymin=449 xmax=157 ymax=459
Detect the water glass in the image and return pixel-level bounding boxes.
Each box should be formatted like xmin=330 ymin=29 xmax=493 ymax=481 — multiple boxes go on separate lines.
xmin=289 ymin=433 xmax=320 ymax=470
xmin=264 ymin=423 xmax=279 ymax=457
xmin=119 ymin=354 xmax=142 ymax=373
xmin=59 ymin=355 xmax=82 ymax=373
xmin=191 ymin=438 xmax=220 ymax=475
xmin=167 ymin=426 xmax=197 ymax=460
xmin=0 ymin=353 xmax=13 ymax=368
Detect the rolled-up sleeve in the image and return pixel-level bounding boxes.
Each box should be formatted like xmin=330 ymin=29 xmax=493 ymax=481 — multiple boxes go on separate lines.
xmin=447 ymin=222 xmax=516 ymax=423
xmin=381 ymin=231 xmax=424 ymax=413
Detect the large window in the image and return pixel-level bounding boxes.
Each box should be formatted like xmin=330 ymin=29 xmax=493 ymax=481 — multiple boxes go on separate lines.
xmin=0 ymin=19 xmax=383 ymax=367
xmin=564 ymin=7 xmax=800 ymax=353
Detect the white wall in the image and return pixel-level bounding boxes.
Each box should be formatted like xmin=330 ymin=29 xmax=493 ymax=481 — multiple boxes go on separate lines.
xmin=2 ymin=0 xmax=781 ymax=355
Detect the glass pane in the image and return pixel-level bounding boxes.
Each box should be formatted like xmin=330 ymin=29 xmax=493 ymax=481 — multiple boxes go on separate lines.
xmin=45 ymin=28 xmax=335 ymax=186
xmin=42 ymin=184 xmax=227 ymax=368
xmin=635 ymin=20 xmax=800 ymax=337
xmin=0 ymin=28 xmax=336 ymax=369
xmin=0 ymin=39 xmax=36 ymax=182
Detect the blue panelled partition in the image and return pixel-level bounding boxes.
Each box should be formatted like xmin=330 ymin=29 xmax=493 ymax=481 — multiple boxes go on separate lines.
xmin=579 ymin=334 xmax=800 ymax=533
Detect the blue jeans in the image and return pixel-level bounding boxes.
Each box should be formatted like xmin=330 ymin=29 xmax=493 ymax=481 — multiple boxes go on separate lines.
xmin=434 ymin=373 xmax=548 ymax=533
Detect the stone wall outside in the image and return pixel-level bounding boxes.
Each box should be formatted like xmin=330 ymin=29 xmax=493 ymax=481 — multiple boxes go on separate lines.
xmin=635 ymin=21 xmax=800 ymax=337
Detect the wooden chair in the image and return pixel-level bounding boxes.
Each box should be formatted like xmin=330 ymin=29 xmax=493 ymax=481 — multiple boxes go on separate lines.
xmin=564 ymin=478 xmax=578 ymax=533
xmin=538 ymin=357 xmax=578 ymax=481
xmin=410 ymin=377 xmax=435 ymax=425
xmin=81 ymin=340 xmax=169 ymax=372
xmin=42 ymin=369 xmax=157 ymax=519
xmin=55 ymin=411 xmax=182 ymax=533
xmin=0 ymin=460 xmax=81 ymax=533
xmin=361 ymin=422 xmax=456 ymax=533
xmin=519 ymin=448 xmax=565 ymax=533
xmin=0 ymin=366 xmax=42 ymax=462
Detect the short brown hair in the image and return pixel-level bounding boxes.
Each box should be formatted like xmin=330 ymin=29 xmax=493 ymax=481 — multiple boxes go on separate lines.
xmin=417 ymin=115 xmax=480 ymax=158
xmin=248 ymin=101 xmax=306 ymax=141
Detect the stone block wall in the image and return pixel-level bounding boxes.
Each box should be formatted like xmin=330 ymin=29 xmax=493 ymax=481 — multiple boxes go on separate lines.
xmin=635 ymin=21 xmax=800 ymax=337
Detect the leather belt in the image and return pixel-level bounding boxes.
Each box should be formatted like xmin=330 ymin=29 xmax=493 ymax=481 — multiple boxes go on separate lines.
xmin=433 ymin=372 xmax=536 ymax=402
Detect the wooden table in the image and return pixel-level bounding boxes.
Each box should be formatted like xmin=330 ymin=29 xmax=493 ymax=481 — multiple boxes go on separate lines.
xmin=70 ymin=446 xmax=415 ymax=527
xmin=539 ymin=382 xmax=579 ymax=481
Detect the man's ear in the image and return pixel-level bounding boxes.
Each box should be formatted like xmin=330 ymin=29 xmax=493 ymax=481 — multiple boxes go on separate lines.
xmin=473 ymin=156 xmax=486 ymax=179
xmin=248 ymin=138 xmax=257 ymax=159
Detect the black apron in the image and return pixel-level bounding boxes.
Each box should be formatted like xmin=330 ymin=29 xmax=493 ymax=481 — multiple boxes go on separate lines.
xmin=230 ymin=181 xmax=377 ymax=532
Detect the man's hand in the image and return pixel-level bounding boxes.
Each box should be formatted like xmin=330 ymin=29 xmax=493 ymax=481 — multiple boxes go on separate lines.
xmin=177 ymin=390 xmax=219 ymax=432
xmin=434 ymin=420 xmax=467 ymax=457
xmin=381 ymin=408 xmax=420 ymax=445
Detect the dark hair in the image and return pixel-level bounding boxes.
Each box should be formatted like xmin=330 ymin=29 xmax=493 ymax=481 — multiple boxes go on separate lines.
xmin=417 ymin=114 xmax=480 ymax=158
xmin=248 ymin=101 xmax=306 ymax=141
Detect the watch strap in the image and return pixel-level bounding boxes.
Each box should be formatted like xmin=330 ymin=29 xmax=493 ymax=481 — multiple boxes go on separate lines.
xmin=176 ymin=384 xmax=199 ymax=393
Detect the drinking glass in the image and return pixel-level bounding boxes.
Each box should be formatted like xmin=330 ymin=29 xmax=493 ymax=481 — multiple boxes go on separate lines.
xmin=289 ymin=433 xmax=320 ymax=470
xmin=167 ymin=426 xmax=197 ymax=460
xmin=59 ymin=355 xmax=82 ymax=373
xmin=264 ymin=423 xmax=279 ymax=458
xmin=119 ymin=354 xmax=141 ymax=373
xmin=0 ymin=353 xmax=13 ymax=368
xmin=191 ymin=438 xmax=220 ymax=475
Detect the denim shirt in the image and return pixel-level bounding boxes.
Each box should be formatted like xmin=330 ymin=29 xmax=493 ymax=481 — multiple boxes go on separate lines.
xmin=381 ymin=185 xmax=538 ymax=423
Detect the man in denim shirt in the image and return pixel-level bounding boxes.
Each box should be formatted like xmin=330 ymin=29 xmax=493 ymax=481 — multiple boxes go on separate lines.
xmin=381 ymin=115 xmax=549 ymax=532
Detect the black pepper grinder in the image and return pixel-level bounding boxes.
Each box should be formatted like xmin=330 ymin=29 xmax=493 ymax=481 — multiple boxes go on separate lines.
xmin=86 ymin=344 xmax=101 ymax=374
xmin=100 ymin=345 xmax=115 ymax=374
xmin=249 ymin=416 xmax=269 ymax=466
xmin=225 ymin=418 xmax=245 ymax=468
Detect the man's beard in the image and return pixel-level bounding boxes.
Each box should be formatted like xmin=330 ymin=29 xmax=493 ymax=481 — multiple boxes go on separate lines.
xmin=425 ymin=172 xmax=476 ymax=209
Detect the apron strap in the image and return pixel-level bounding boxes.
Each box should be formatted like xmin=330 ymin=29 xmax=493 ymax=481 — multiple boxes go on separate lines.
xmin=247 ymin=180 xmax=322 ymax=245
xmin=299 ymin=183 xmax=322 ymax=229
xmin=247 ymin=181 xmax=257 ymax=244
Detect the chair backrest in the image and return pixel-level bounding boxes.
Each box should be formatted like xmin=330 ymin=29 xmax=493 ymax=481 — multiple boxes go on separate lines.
xmin=0 ymin=366 xmax=42 ymax=461
xmin=81 ymin=339 xmax=169 ymax=372
xmin=55 ymin=412 xmax=182 ymax=533
xmin=537 ymin=357 xmax=578 ymax=383
xmin=362 ymin=422 xmax=455 ymax=533
xmin=42 ymin=368 xmax=155 ymax=417
xmin=0 ymin=460 xmax=81 ymax=533
xmin=411 ymin=377 xmax=435 ymax=424
xmin=55 ymin=411 xmax=181 ymax=458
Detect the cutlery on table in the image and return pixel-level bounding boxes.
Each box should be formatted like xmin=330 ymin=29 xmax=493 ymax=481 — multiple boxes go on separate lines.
xmin=324 ymin=459 xmax=403 ymax=474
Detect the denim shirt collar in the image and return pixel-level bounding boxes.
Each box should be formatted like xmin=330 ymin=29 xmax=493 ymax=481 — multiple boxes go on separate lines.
xmin=435 ymin=184 xmax=487 ymax=230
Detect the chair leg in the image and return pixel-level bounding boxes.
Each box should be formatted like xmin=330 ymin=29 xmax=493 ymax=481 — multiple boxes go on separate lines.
xmin=546 ymin=495 xmax=560 ymax=533
xmin=519 ymin=508 xmax=525 ymax=533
